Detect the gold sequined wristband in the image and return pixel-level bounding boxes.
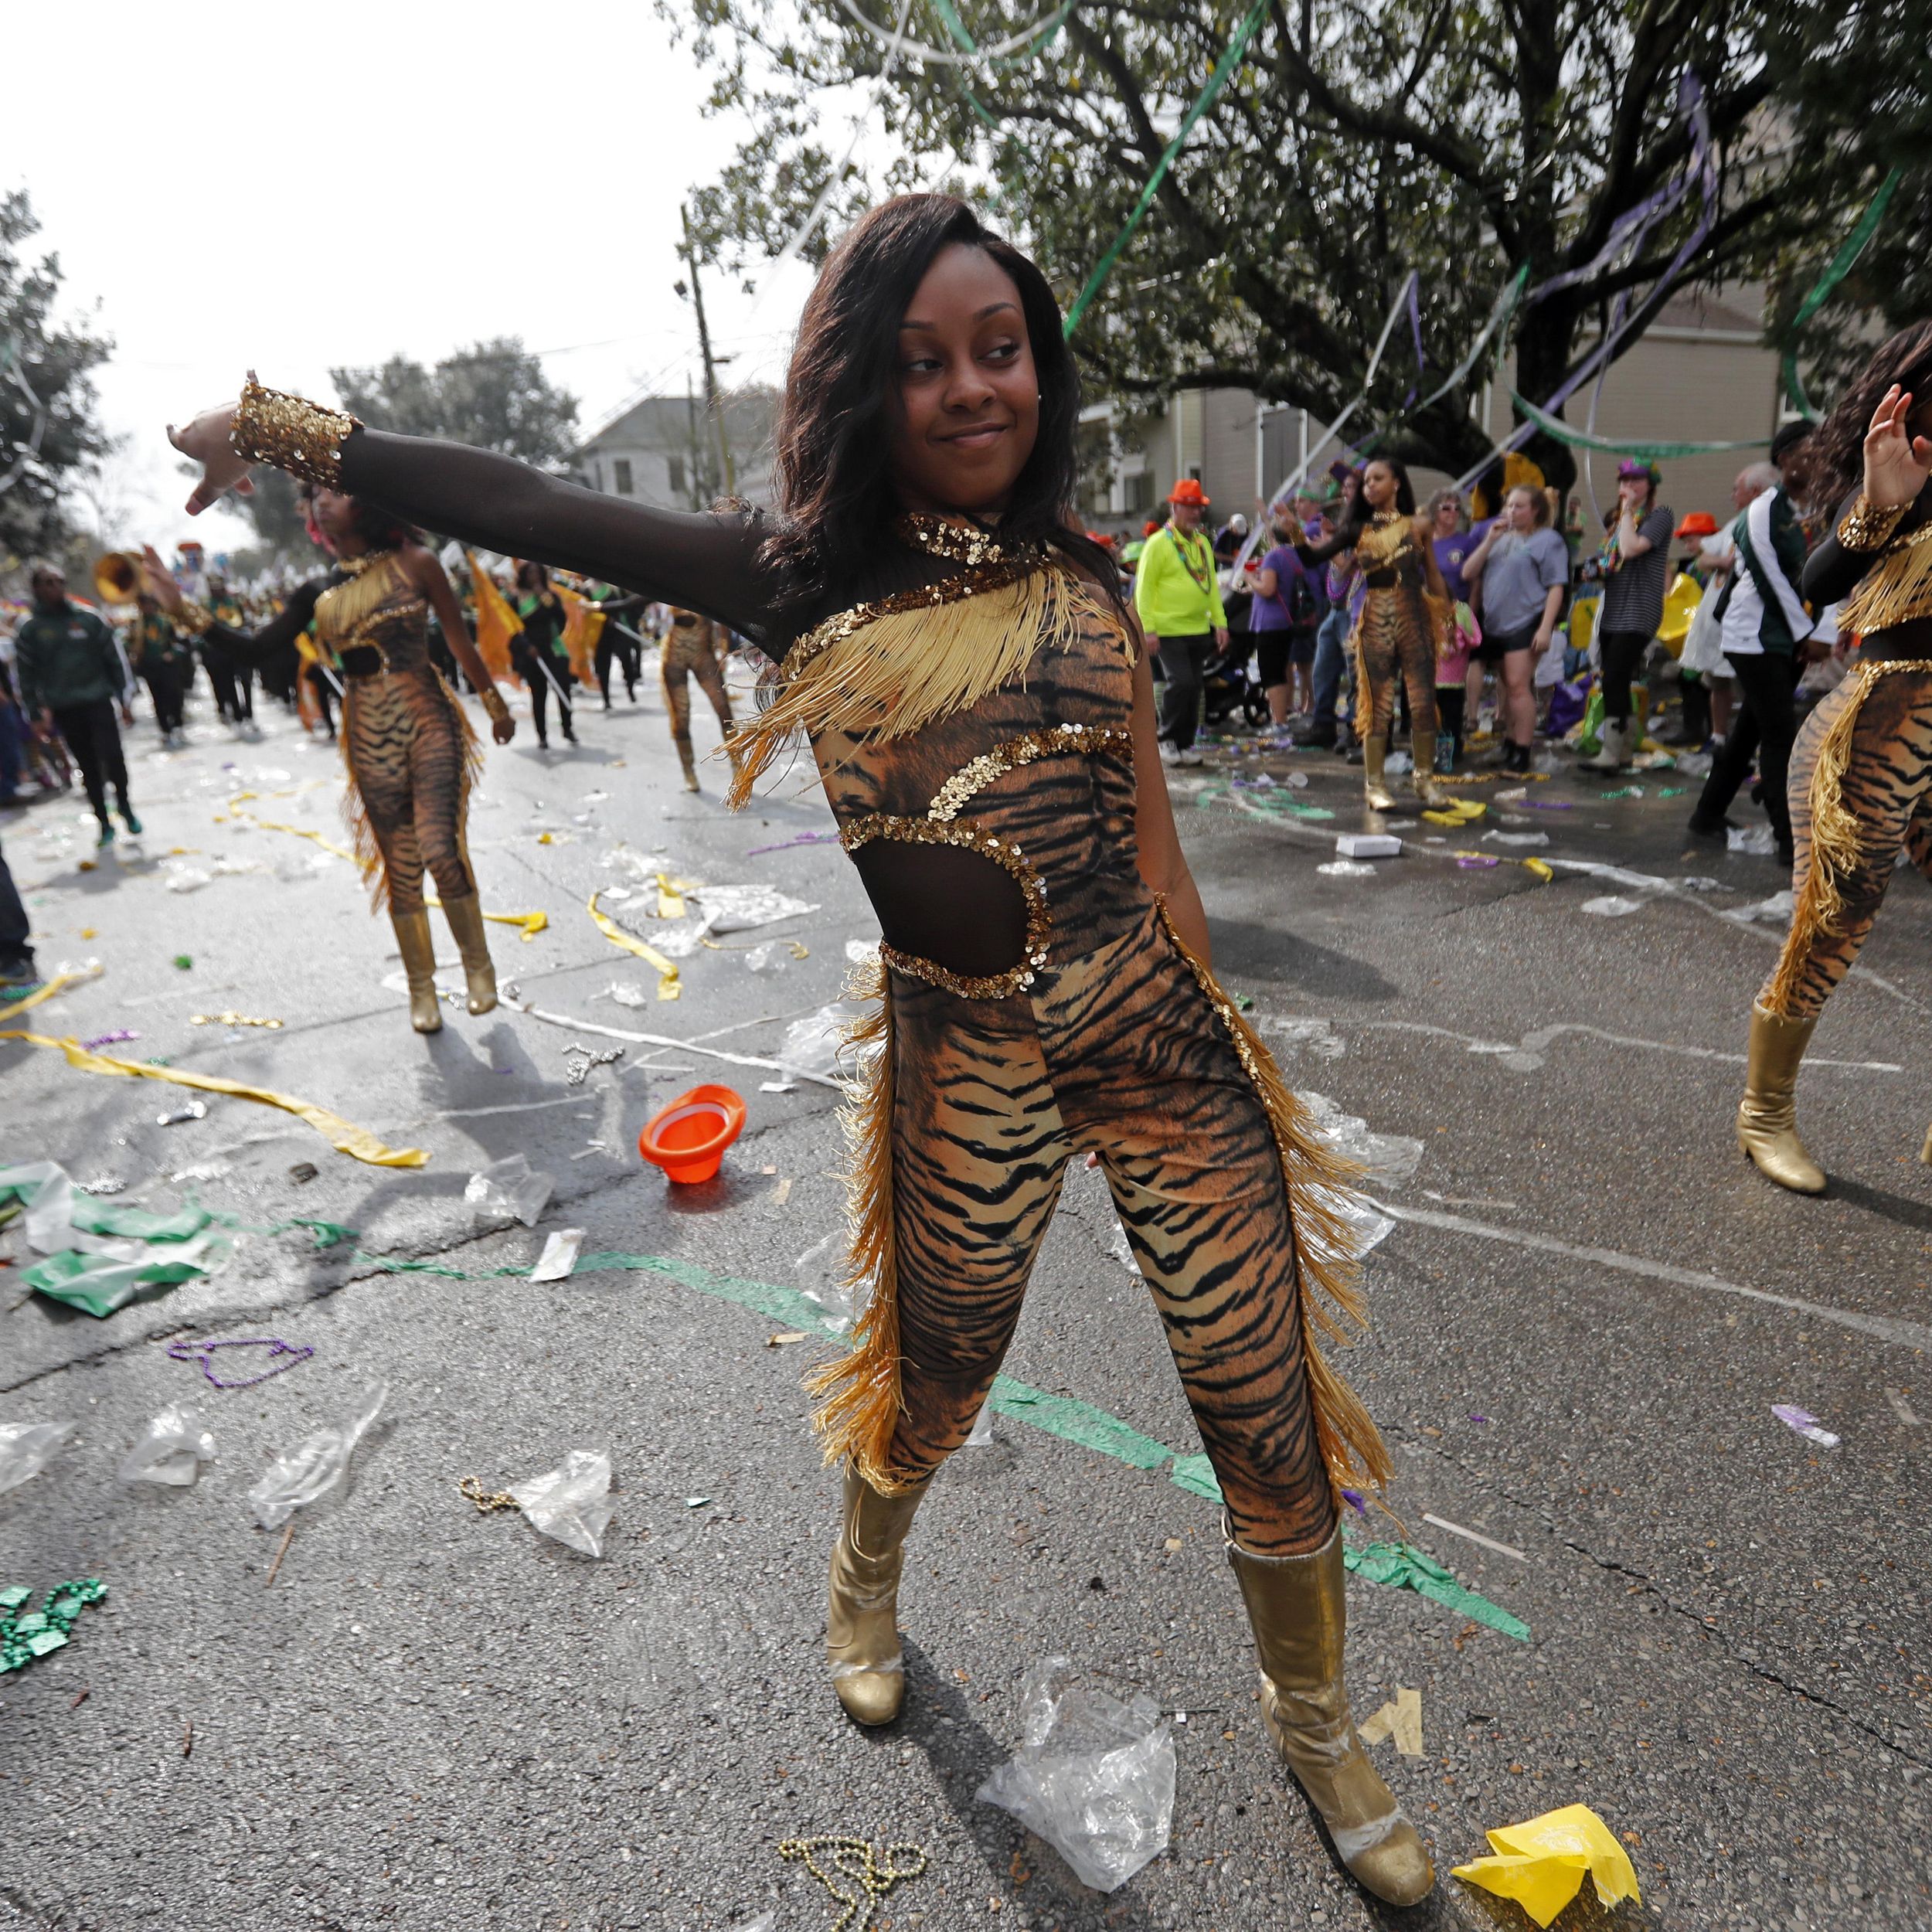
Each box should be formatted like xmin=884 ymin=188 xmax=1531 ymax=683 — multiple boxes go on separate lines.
xmin=230 ymin=375 xmax=361 ymax=491
xmin=1837 ymin=495 xmax=1909 ymax=551
xmin=478 ymin=685 xmax=510 ymax=723
xmin=172 ymin=603 xmax=213 ymax=638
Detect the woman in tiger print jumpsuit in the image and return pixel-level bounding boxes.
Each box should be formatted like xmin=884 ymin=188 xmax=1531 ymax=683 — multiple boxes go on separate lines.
xmin=143 ymin=488 xmax=516 ymax=1035
xmin=1739 ymin=321 xmax=1932 ymax=1192
xmin=169 ymin=197 xmax=1434 ymax=1908
xmin=660 ymin=606 xmax=738 ymax=791
xmin=1296 ymin=457 xmax=1451 ymax=808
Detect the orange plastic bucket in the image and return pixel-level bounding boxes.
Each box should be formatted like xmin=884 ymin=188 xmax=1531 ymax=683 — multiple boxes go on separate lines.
xmin=637 ymin=1083 xmax=746 ymax=1185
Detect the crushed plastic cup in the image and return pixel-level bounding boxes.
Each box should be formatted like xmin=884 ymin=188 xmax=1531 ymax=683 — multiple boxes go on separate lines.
xmin=507 ymin=1447 xmax=614 ymax=1556
xmin=602 ymin=981 xmax=650 ymax=1009
xmin=249 ymin=1383 xmax=387 ymax=1531
xmin=530 ymin=1228 xmax=585 ymax=1283
xmin=0 ymin=1420 xmax=73 ymax=1495
xmin=794 ymin=1230 xmax=856 ymax=1330
xmin=118 ymin=1405 xmax=216 ymax=1487
xmin=777 ymin=1002 xmax=872 ymax=1080
xmin=1771 ymin=1403 xmax=1840 ymax=1448
xmin=976 ymin=1656 xmax=1175 ymax=1891
xmin=1726 ymin=822 xmax=1778 ymax=855
xmin=1580 ymin=895 xmax=1645 ymax=917
xmin=464 ymin=1154 xmax=555 ymax=1227
xmin=638 ymin=1084 xmax=746 ymax=1185
xmin=743 ymin=941 xmax=787 ymax=973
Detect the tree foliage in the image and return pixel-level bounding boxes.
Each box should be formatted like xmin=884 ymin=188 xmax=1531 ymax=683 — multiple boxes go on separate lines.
xmin=668 ymin=0 xmax=1916 ymax=489
xmin=0 ymin=189 xmax=113 ymax=563
xmin=330 ymin=338 xmax=580 ymax=469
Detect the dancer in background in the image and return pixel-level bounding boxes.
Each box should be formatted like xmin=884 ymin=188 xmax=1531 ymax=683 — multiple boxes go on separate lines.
xmin=1738 ymin=324 xmax=1932 ymax=1192
xmin=1295 ymin=458 xmax=1451 ymax=808
xmin=660 ymin=605 xmax=737 ymax=791
xmin=130 ymin=590 xmax=192 ymax=745
xmin=139 ymin=488 xmax=515 ymax=1035
xmin=168 ymin=196 xmax=1432 ymax=1907
xmin=510 ymin=559 xmax=577 ymax=748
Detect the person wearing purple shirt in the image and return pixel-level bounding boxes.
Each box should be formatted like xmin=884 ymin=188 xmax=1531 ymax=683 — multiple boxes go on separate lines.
xmin=1250 ymin=509 xmax=1327 ymax=725
xmin=1290 ymin=471 xmax=1364 ymax=747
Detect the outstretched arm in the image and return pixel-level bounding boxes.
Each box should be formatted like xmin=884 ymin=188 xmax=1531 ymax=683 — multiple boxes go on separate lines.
xmin=1294 ymin=515 xmax=1366 ymax=566
xmin=140 ymin=546 xmax=322 ymax=658
xmin=170 ymin=379 xmax=784 ymax=645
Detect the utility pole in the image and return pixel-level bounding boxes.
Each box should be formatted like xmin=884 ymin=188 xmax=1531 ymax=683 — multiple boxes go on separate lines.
xmin=679 ymin=205 xmax=736 ymax=498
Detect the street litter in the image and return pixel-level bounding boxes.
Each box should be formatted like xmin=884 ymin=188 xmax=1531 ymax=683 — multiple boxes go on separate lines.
xmin=1336 ymin=832 xmax=1401 ymax=859
xmin=976 ymin=1656 xmax=1175 ymax=1891
xmin=794 ymin=1230 xmax=859 ymax=1332
xmin=0 ymin=1421 xmax=73 ymax=1495
xmin=531 ymin=1229 xmax=585 ymax=1282
xmin=288 ymin=1162 xmax=318 ymax=1184
xmin=156 ymin=1100 xmax=208 ymax=1126
xmin=1580 ymin=895 xmax=1645 ymax=917
xmin=1728 ymin=889 xmax=1795 ymax=923
xmin=118 ymin=1406 xmax=217 ymax=1487
xmin=966 ymin=1401 xmax=996 ymax=1447
xmin=465 ymin=1154 xmax=555 ymax=1227
xmin=506 ymin=1448 xmax=614 ymax=1556
xmin=2 ymin=1580 xmax=107 ymax=1675
xmin=190 ymin=1012 xmax=284 ymax=1029
xmin=1886 ymin=1387 xmax=1922 ymax=1427
xmin=745 ymin=829 xmax=841 ymax=855
xmin=759 ymin=1078 xmax=798 ymax=1094
xmin=80 ymin=1029 xmax=138 ymax=1051
xmin=1452 ymin=1803 xmax=1641 ymax=1928
xmin=249 ymin=1383 xmax=387 ymax=1531
xmin=1296 ymin=1090 xmax=1423 ymax=1183
xmin=1318 ymin=860 xmax=1377 ymax=878
xmin=743 ymin=940 xmax=790 ymax=972
xmin=1771 ymin=1403 xmax=1839 ymax=1448
xmin=1484 ymin=830 xmax=1549 ymax=848
xmin=638 ymin=1084 xmax=746 ymax=1185
xmin=601 ymin=981 xmax=650 ymax=1008
xmin=1357 ymin=1686 xmax=1423 ymax=1757
xmin=0 ymin=1160 xmax=231 ymax=1317
xmin=1423 ymin=1512 xmax=1527 ymax=1561
xmin=778 ymin=1001 xmax=872 ymax=1082
xmin=1727 ymin=823 xmax=1778 ymax=855
xmin=166 ymin=1335 xmax=314 ymax=1391
xmin=779 ymin=1838 xmax=926 ymax=1930
xmin=686 ymin=883 xmax=820 ymax=932
xmin=563 ymin=1042 xmax=625 ymax=1086
xmin=845 ymin=938 xmax=881 ymax=965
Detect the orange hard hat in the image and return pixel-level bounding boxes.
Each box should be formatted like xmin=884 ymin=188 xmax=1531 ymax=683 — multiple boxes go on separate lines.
xmin=1168 ymin=478 xmax=1210 ymax=508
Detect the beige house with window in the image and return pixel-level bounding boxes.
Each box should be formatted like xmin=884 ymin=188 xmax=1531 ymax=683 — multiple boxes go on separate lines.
xmin=1080 ymin=289 xmax=1790 ymax=542
xmin=576 ymin=389 xmax=776 ymax=512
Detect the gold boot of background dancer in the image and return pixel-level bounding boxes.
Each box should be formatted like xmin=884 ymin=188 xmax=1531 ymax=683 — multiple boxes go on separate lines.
xmin=1737 ymin=1002 xmax=1825 ymax=1194
xmin=1409 ymin=732 xmax=1447 ymax=807
xmin=674 ymin=733 xmax=701 ymax=792
xmin=440 ymin=891 xmax=498 ymax=1015
xmin=826 ymin=1463 xmax=929 ymax=1726
xmin=390 ymin=908 xmax=442 ymax=1034
xmin=1228 ymin=1526 xmax=1435 ymax=1907
xmin=1362 ymin=736 xmax=1397 ymax=811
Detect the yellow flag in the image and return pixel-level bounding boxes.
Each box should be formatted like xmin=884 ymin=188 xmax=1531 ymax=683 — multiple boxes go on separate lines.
xmin=466 ymin=552 xmax=522 ymax=684
xmin=556 ymin=581 xmax=606 ymax=690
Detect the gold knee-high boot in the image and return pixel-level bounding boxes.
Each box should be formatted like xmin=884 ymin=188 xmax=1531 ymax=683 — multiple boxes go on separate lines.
xmin=826 ymin=1463 xmax=929 ymax=1726
xmin=1362 ymin=736 xmax=1396 ymax=811
xmin=1737 ymin=1002 xmax=1825 ymax=1193
xmin=1409 ymin=731 xmax=1447 ymax=807
xmin=390 ymin=908 xmax=442 ymax=1034
xmin=673 ymin=733 xmax=701 ymax=792
xmin=440 ymin=892 xmax=498 ymax=1016
xmin=1228 ymin=1526 xmax=1435 ymax=1908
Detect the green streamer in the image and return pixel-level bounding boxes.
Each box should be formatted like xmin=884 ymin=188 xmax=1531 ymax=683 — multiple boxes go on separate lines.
xmin=1063 ymin=0 xmax=1271 ymax=336
xmin=1507 ymin=389 xmax=1766 ymax=458
xmin=1781 ymin=168 xmax=1903 ymax=421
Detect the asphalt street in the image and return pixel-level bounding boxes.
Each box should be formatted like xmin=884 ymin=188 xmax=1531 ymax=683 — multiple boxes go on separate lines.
xmin=2 ymin=657 xmax=1927 ymax=1932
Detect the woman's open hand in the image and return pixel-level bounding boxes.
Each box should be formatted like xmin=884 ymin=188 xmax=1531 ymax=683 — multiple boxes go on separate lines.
xmin=491 ymin=714 xmax=515 ymax=746
xmin=167 ymin=393 xmax=257 ymax=514
xmin=1863 ymin=383 xmax=1932 ymax=510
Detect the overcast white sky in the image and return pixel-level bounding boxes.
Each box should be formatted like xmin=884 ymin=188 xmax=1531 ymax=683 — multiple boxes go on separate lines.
xmin=3 ymin=0 xmax=862 ymax=560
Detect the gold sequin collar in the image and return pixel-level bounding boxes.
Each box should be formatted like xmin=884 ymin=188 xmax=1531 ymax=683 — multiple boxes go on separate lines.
xmin=898 ymin=514 xmax=1034 ymax=569
xmin=335 ymin=548 xmax=400 ymax=577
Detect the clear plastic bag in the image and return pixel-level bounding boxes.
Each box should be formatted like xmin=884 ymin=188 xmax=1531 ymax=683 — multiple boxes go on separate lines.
xmin=508 ymin=1448 xmax=614 ymax=1556
xmin=118 ymin=1406 xmax=216 ymax=1487
xmin=977 ymin=1657 xmax=1175 ymax=1891
xmin=248 ymin=1383 xmax=387 ymax=1530
xmin=794 ymin=1230 xmax=869 ymax=1332
xmin=777 ymin=1002 xmax=872 ymax=1081
xmin=1295 ymin=1090 xmax=1424 ymax=1184
xmin=0 ymin=1420 xmax=72 ymax=1495
xmin=464 ymin=1154 xmax=555 ymax=1228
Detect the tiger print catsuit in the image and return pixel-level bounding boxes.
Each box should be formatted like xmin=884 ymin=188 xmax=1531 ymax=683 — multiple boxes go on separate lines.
xmin=1760 ymin=482 xmax=1932 ymax=1019
xmin=661 ymin=607 xmax=737 ymax=787
xmin=1299 ymin=510 xmax=1441 ymax=739
xmin=202 ymin=550 xmax=479 ymax=913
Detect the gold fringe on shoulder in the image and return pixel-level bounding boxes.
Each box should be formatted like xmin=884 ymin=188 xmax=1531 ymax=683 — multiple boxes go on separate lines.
xmin=801 ymin=957 xmax=918 ymax=1492
xmin=726 ymin=562 xmax=1119 ymax=810
xmin=1837 ymin=521 xmax=1932 ymax=637
xmin=1765 ymin=656 xmax=1932 ymax=1013
xmin=1155 ymin=903 xmax=1395 ymax=1502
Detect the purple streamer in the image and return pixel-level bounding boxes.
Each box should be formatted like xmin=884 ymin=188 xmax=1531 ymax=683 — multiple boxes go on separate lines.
xmin=745 ymin=831 xmax=842 ymax=857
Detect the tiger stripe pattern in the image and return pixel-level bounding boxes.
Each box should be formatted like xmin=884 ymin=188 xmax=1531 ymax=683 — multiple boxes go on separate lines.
xmin=662 ymin=610 xmax=737 ymax=785
xmin=1760 ymin=663 xmax=1932 ymax=1019
xmin=808 ymin=595 xmax=1380 ymax=1557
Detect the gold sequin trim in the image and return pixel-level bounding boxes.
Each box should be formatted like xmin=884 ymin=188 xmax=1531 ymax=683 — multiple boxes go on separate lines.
xmin=784 ymin=554 xmax=1039 ymax=680
xmin=1836 ymin=495 xmax=1910 ymax=552
xmin=840 ymin=814 xmax=1052 ymax=1000
xmin=230 ymin=376 xmax=361 ymax=491
xmin=897 ymin=513 xmax=1010 ymax=566
xmin=927 ymin=722 xmax=1132 ymax=821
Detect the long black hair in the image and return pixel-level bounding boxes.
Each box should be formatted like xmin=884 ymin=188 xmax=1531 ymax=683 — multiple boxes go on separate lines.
xmin=761 ymin=193 xmax=1121 ymax=617
xmin=1808 ymin=319 xmax=1932 ymax=512
xmin=300 ymin=484 xmax=420 ymax=557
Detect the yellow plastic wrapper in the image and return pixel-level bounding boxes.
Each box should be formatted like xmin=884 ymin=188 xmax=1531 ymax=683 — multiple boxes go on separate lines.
xmin=1451 ymin=1803 xmax=1641 ymax=1928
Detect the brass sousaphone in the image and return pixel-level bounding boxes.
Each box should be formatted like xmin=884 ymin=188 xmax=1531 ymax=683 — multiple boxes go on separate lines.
xmin=91 ymin=550 xmax=148 ymax=607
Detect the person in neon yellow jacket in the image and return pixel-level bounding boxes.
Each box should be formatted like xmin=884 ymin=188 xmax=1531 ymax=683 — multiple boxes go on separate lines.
xmin=1134 ymin=479 xmax=1228 ymax=766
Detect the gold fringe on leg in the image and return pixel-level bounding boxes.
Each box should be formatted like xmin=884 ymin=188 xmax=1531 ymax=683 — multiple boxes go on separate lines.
xmin=1154 ymin=904 xmax=1395 ymax=1503
xmin=802 ymin=958 xmax=919 ymax=1493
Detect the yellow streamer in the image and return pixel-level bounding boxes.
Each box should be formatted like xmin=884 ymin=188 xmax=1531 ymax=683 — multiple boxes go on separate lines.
xmin=0 ymin=1032 xmax=427 ymax=1168
xmin=588 ymin=891 xmax=682 ymax=1000
xmin=0 ymin=971 xmax=90 ymax=1026
xmin=654 ymin=872 xmax=698 ymax=920
xmin=424 ymin=894 xmax=549 ymax=942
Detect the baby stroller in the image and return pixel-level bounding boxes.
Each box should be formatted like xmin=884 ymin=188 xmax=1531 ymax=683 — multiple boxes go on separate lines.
xmin=1200 ymin=632 xmax=1268 ymax=727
